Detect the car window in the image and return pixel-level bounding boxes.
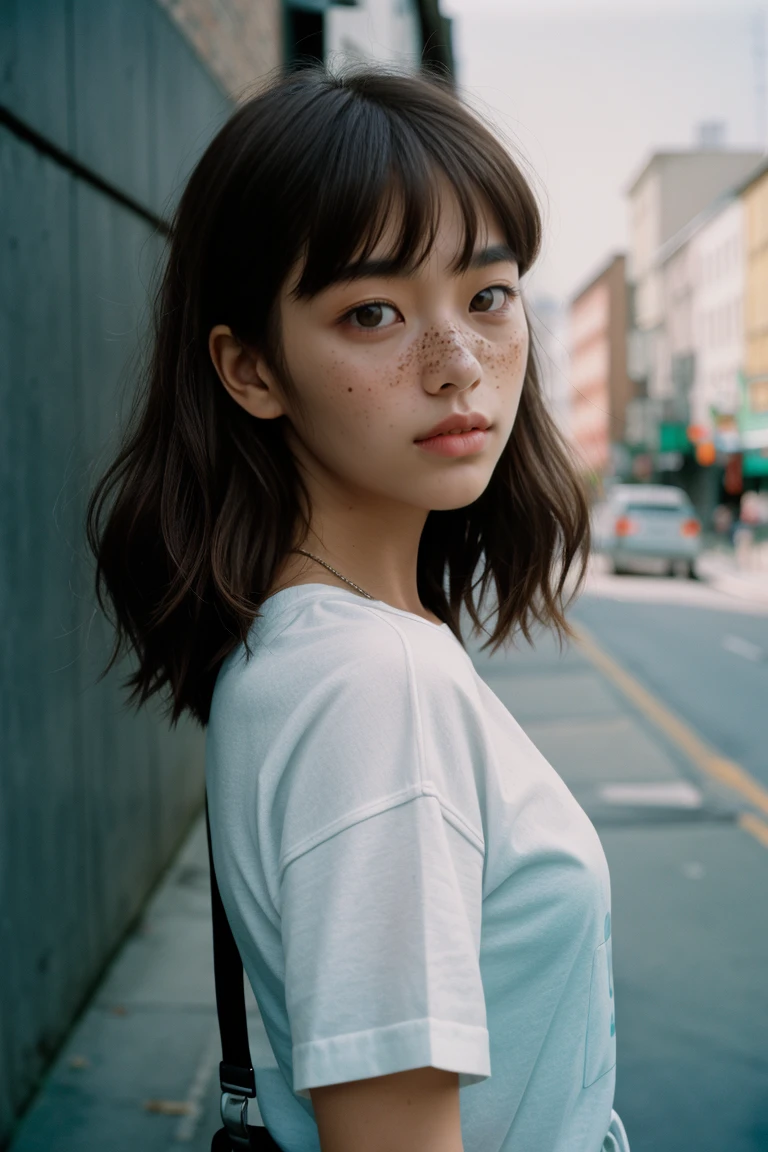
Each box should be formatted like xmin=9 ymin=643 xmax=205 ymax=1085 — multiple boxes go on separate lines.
xmin=624 ymin=503 xmax=692 ymax=515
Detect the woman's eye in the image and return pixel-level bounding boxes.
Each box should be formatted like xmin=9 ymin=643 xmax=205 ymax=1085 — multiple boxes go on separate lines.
xmin=346 ymin=302 xmax=400 ymax=330
xmin=471 ymin=285 xmax=517 ymax=313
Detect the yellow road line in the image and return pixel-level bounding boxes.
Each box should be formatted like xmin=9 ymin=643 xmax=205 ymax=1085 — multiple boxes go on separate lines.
xmin=573 ymin=621 xmax=768 ymax=848
xmin=739 ymin=813 xmax=768 ymax=849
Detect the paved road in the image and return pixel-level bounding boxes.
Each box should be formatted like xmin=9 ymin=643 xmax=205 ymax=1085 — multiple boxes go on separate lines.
xmin=10 ymin=571 xmax=768 ymax=1152
xmin=508 ymin=576 xmax=768 ymax=1152
xmin=573 ymin=588 xmax=768 ymax=788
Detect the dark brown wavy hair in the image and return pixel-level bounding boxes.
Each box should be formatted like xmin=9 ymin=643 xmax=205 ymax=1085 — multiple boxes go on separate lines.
xmin=87 ymin=64 xmax=590 ymax=728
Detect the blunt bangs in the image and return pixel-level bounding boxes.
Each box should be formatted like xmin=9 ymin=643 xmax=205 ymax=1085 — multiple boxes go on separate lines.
xmin=285 ymin=70 xmax=542 ymax=300
xmin=200 ymin=66 xmax=541 ymax=349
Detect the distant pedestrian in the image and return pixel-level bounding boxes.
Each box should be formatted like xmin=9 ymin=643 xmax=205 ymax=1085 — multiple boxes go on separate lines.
xmin=88 ymin=65 xmax=629 ymax=1152
xmin=712 ymin=503 xmax=733 ymax=539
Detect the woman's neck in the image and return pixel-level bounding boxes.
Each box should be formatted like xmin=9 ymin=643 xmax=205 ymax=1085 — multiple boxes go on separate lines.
xmin=269 ymin=504 xmax=439 ymax=623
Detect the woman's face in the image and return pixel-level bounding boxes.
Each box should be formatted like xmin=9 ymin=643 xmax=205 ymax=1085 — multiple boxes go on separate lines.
xmin=266 ymin=189 xmax=528 ymax=515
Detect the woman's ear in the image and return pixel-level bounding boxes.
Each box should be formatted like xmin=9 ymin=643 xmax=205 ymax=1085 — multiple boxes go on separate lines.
xmin=208 ymin=325 xmax=286 ymax=420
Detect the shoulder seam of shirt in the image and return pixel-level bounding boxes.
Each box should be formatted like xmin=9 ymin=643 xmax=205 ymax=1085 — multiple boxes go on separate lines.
xmin=372 ymin=610 xmax=428 ymax=785
xmin=279 ymin=785 xmax=484 ymax=877
xmin=270 ymin=605 xmax=484 ymax=874
xmin=377 ymin=612 xmax=485 ymax=854
xmin=371 ymin=613 xmax=485 ymax=855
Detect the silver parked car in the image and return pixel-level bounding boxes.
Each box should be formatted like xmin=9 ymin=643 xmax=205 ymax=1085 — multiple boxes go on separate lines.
xmin=591 ymin=484 xmax=702 ymax=577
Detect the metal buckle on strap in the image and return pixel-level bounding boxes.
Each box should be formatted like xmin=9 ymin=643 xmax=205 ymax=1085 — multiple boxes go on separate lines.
xmin=220 ymin=1061 xmax=256 ymax=1097
xmin=221 ymin=1093 xmax=252 ymax=1149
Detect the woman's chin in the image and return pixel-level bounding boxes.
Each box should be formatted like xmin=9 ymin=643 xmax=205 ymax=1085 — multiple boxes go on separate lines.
xmin=419 ymin=475 xmax=494 ymax=513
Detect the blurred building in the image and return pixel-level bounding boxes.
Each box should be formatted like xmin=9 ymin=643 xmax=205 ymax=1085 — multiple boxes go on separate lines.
xmin=744 ymin=162 xmax=768 ymax=382
xmin=162 ymin=0 xmax=453 ymax=90
xmin=528 ymin=296 xmax=571 ymax=439
xmin=625 ymin=148 xmax=762 ymax=460
xmin=159 ymin=0 xmax=282 ymax=93
xmin=568 ymin=254 xmax=630 ymax=482
xmin=689 ymin=195 xmax=744 ymax=437
xmin=327 ymin=0 xmax=422 ymax=68
xmin=741 ymin=160 xmax=768 ymax=483
xmin=618 ymin=144 xmax=768 ymax=518
xmin=649 ymin=193 xmax=745 ymax=516
xmin=285 ymin=0 xmax=452 ymax=75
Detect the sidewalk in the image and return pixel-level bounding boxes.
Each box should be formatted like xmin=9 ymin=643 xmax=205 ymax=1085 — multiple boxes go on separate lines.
xmin=10 ymin=622 xmax=768 ymax=1152
xmin=8 ymin=820 xmax=274 ymax=1152
xmin=697 ymin=541 xmax=768 ymax=606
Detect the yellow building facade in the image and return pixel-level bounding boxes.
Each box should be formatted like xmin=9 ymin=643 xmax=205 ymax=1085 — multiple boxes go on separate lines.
xmin=744 ymin=164 xmax=768 ymax=379
xmin=741 ymin=164 xmax=768 ymax=472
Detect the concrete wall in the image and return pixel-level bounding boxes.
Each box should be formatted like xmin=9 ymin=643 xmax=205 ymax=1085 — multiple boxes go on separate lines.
xmin=0 ymin=3 xmax=277 ymax=1143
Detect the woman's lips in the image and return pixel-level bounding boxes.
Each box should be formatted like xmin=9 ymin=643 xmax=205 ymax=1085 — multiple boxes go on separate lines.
xmin=415 ymin=428 xmax=490 ymax=457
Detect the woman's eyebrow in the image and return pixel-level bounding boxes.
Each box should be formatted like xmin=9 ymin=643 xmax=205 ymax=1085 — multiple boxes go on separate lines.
xmin=467 ymin=243 xmax=518 ymax=270
xmin=326 ymin=243 xmax=518 ymax=287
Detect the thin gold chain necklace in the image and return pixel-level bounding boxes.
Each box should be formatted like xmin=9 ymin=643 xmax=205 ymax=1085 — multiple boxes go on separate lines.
xmin=293 ymin=548 xmax=375 ymax=600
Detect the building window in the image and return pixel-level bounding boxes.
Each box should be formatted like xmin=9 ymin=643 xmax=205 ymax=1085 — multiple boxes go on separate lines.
xmin=286 ymin=7 xmax=324 ymax=68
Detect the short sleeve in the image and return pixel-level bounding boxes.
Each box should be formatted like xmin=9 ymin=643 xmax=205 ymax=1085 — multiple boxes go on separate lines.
xmin=280 ymin=793 xmax=489 ymax=1096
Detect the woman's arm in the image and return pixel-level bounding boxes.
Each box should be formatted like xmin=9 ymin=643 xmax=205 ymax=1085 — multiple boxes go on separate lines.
xmin=310 ymin=1066 xmax=464 ymax=1152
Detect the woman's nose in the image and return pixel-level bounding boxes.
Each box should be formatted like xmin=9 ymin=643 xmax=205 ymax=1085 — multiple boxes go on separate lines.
xmin=421 ymin=327 xmax=482 ymax=394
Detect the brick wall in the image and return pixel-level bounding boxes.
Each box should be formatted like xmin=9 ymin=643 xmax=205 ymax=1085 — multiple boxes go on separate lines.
xmin=158 ymin=0 xmax=283 ymax=97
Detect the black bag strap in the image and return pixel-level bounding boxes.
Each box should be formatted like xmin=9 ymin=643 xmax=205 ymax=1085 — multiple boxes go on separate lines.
xmin=205 ymin=798 xmax=256 ymax=1098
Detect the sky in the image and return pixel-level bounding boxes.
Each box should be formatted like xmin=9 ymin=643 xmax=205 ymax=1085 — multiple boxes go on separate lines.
xmin=441 ymin=0 xmax=768 ymax=303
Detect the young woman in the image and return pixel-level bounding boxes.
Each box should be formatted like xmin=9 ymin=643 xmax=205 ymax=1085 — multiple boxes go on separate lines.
xmin=88 ymin=66 xmax=629 ymax=1152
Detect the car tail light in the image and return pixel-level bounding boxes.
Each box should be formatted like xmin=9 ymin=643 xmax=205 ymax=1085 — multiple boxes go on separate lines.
xmin=680 ymin=518 xmax=700 ymax=537
xmin=614 ymin=516 xmax=637 ymax=537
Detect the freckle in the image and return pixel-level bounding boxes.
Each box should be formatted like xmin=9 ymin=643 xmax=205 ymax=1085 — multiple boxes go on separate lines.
xmin=347 ymin=387 xmax=353 ymax=392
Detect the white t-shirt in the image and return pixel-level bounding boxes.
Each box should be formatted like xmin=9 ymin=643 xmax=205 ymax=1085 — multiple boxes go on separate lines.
xmin=206 ymin=585 xmax=629 ymax=1152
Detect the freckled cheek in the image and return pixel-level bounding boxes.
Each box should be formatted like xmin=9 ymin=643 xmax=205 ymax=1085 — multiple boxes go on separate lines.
xmin=300 ymin=356 xmax=363 ymax=407
xmin=299 ymin=358 xmax=402 ymax=440
xmin=483 ymin=326 xmax=528 ymax=386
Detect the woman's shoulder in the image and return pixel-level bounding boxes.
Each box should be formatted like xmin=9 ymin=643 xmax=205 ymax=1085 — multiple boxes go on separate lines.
xmin=212 ymin=585 xmax=476 ymax=719
xmin=208 ymin=586 xmax=487 ymax=857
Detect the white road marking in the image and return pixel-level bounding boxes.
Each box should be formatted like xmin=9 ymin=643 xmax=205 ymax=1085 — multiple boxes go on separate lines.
xmin=722 ymin=634 xmax=764 ymax=662
xmin=598 ymin=781 xmax=704 ymax=808
xmin=173 ymin=1027 xmax=221 ymax=1143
